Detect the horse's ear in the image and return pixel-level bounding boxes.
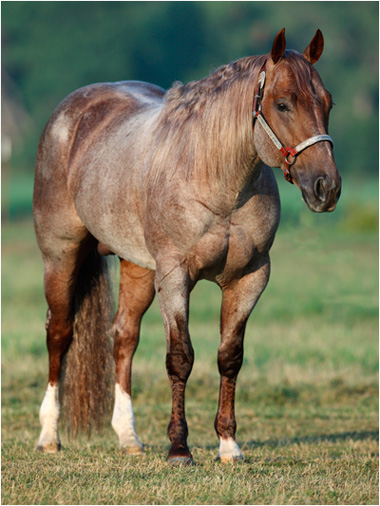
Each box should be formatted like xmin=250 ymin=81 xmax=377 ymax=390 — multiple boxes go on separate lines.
xmin=270 ymin=28 xmax=286 ymax=64
xmin=303 ymin=29 xmax=324 ymax=64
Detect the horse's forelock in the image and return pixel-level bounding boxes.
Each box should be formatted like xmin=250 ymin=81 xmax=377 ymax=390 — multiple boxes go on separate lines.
xmin=283 ymin=50 xmax=316 ymax=98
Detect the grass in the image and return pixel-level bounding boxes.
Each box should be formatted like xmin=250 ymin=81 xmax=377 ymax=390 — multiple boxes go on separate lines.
xmin=1 ymin=177 xmax=379 ymax=504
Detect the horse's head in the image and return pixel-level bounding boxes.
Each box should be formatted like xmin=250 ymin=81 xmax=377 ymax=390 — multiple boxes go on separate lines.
xmin=253 ymin=29 xmax=341 ymax=213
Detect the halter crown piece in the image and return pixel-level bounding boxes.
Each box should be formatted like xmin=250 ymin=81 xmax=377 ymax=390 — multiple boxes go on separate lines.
xmin=252 ymin=66 xmax=334 ymax=184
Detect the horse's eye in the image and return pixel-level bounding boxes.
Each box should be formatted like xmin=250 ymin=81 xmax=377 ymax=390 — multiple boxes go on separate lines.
xmin=277 ymin=102 xmax=289 ymax=112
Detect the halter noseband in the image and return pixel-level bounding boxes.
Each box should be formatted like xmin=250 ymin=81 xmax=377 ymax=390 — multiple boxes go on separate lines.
xmin=252 ymin=66 xmax=334 ymax=184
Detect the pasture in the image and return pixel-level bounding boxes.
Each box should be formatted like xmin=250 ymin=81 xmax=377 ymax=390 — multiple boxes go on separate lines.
xmin=2 ymin=177 xmax=378 ymax=505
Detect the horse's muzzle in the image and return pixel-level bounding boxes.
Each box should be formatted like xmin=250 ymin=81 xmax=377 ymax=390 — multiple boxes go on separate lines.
xmin=301 ymin=175 xmax=342 ymax=213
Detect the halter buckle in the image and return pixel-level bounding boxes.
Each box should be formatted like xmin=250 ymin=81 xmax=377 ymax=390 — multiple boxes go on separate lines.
xmin=284 ymin=164 xmax=294 ymax=184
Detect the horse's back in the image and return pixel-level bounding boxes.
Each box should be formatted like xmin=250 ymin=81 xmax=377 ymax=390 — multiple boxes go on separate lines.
xmin=37 ymin=80 xmax=164 ymax=166
xmin=57 ymin=79 xmax=165 ymax=116
xmin=60 ymin=80 xmax=165 ymax=127
xmin=38 ymin=80 xmax=164 ymax=166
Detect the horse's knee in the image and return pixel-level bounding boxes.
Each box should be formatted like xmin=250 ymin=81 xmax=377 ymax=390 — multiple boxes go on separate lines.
xmin=166 ymin=335 xmax=194 ymax=382
xmin=217 ymin=339 xmax=244 ymax=379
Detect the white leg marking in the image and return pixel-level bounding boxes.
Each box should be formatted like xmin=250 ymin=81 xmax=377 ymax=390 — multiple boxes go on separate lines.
xmin=37 ymin=383 xmax=61 ymax=452
xmin=112 ymin=384 xmax=143 ymax=454
xmin=218 ymin=437 xmax=244 ymax=463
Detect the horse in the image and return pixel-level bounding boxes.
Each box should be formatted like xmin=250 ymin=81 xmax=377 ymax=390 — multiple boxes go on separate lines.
xmin=33 ymin=28 xmax=341 ymax=465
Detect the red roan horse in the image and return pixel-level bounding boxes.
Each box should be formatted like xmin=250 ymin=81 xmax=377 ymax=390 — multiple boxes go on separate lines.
xmin=34 ymin=29 xmax=341 ymax=464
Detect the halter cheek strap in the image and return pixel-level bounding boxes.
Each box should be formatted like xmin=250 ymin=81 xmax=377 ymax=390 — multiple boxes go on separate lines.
xmin=252 ymin=69 xmax=334 ymax=184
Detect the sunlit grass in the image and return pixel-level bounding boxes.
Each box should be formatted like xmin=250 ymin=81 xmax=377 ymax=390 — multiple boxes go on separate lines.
xmin=2 ymin=212 xmax=378 ymax=504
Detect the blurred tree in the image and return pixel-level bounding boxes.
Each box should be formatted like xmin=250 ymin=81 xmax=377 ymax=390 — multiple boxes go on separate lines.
xmin=1 ymin=1 xmax=378 ymax=180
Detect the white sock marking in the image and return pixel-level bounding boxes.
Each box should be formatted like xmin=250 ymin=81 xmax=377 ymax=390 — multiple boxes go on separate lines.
xmin=37 ymin=383 xmax=60 ymax=448
xmin=112 ymin=384 xmax=143 ymax=450
xmin=218 ymin=437 xmax=244 ymax=461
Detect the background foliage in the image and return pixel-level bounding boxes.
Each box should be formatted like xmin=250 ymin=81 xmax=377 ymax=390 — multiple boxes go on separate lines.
xmin=2 ymin=1 xmax=379 ymax=192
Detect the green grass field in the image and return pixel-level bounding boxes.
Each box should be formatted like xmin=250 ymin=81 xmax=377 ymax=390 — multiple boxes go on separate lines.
xmin=2 ymin=177 xmax=379 ymax=505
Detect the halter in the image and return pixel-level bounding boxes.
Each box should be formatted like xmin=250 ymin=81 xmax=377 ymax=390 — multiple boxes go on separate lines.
xmin=252 ymin=66 xmax=334 ymax=184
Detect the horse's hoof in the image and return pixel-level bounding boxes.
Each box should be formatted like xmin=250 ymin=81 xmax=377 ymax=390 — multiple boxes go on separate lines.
xmin=218 ymin=454 xmax=244 ymax=464
xmin=36 ymin=442 xmax=61 ymax=454
xmin=167 ymin=456 xmax=194 ymax=467
xmin=120 ymin=445 xmax=144 ymax=455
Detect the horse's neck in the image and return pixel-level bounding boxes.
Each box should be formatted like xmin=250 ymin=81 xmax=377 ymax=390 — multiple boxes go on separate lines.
xmin=192 ymin=150 xmax=263 ymax=216
xmin=191 ymin=65 xmax=263 ymax=207
xmin=152 ymin=57 xmax=265 ymax=211
xmin=192 ymin=118 xmax=262 ymax=212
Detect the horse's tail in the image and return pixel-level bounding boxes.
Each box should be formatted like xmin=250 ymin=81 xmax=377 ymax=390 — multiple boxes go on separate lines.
xmin=60 ymin=249 xmax=115 ymax=438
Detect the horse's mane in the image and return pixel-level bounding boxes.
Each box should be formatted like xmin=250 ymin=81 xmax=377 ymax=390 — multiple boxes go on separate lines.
xmin=149 ymin=51 xmax=313 ymax=186
xmin=148 ymin=54 xmax=266 ymax=186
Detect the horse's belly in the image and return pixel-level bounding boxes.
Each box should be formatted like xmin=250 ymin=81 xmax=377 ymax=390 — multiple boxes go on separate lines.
xmin=98 ymin=228 xmax=156 ymax=270
xmin=93 ymin=223 xmax=156 ymax=270
xmin=74 ymin=195 xmax=156 ymax=270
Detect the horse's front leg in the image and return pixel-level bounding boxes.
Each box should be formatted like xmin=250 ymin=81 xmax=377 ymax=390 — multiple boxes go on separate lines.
xmin=155 ymin=257 xmax=194 ymax=465
xmin=216 ymin=256 xmax=270 ymax=463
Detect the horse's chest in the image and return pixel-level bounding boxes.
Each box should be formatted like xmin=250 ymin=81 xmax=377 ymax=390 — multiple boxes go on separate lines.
xmin=204 ymin=196 xmax=279 ymax=281
xmin=224 ymin=221 xmax=268 ymax=273
xmin=190 ymin=215 xmax=274 ymax=283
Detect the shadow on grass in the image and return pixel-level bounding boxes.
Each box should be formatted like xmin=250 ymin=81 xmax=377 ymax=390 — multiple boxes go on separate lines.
xmin=244 ymin=430 xmax=379 ymax=449
xmin=190 ymin=430 xmax=379 ymax=457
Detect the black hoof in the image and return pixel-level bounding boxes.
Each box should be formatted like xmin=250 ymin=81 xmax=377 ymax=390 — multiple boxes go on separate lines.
xmin=167 ymin=455 xmax=194 ymax=466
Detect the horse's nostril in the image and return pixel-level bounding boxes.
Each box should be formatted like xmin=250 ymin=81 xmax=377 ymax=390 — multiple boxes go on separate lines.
xmin=314 ymin=177 xmax=326 ymax=202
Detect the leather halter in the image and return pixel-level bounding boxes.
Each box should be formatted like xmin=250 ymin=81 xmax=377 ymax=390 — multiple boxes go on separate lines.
xmin=252 ymin=66 xmax=334 ymax=184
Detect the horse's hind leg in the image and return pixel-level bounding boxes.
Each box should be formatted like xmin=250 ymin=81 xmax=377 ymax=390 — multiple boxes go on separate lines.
xmin=111 ymin=260 xmax=155 ymax=454
xmin=36 ymin=233 xmax=93 ymax=452
xmin=216 ymin=257 xmax=270 ymax=463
